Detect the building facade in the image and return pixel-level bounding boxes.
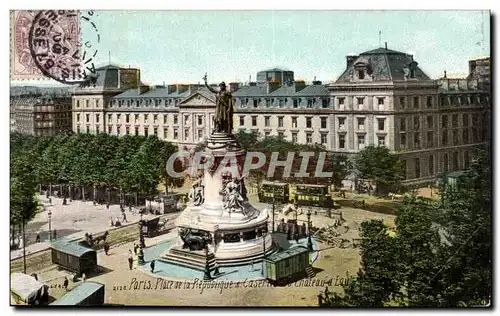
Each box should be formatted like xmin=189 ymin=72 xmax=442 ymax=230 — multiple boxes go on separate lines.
xmin=10 ymin=88 xmax=73 ymax=136
xmin=69 ymin=49 xmax=490 ymax=184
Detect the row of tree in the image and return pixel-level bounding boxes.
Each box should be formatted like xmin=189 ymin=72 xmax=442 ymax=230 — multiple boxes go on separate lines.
xmin=234 ymin=130 xmax=404 ymax=193
xmin=325 ymin=152 xmax=491 ymax=307
xmin=10 ymin=132 xmax=185 ymax=226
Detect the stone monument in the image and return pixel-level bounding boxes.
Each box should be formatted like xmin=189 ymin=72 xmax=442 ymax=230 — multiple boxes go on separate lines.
xmin=161 ymin=74 xmax=274 ymax=270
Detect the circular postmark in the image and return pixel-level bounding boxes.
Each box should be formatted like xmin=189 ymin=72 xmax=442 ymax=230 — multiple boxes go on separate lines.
xmin=28 ymin=10 xmax=100 ymax=85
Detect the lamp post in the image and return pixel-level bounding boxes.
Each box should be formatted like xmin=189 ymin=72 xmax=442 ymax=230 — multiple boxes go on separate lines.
xmin=48 ymin=210 xmax=52 ymax=241
xmin=272 ymin=185 xmax=276 ymax=233
xmin=203 ymin=241 xmax=212 ymax=280
xmin=307 ymin=208 xmax=313 ymax=252
xmin=262 ymin=227 xmax=268 ymax=276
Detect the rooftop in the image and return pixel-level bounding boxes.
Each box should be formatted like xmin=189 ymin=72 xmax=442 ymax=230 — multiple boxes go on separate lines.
xmin=51 ymin=282 xmax=104 ymax=305
xmin=51 ymin=240 xmax=96 ymax=257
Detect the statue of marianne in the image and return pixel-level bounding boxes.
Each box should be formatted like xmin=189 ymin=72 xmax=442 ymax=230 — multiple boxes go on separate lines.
xmin=203 ymin=73 xmax=234 ymax=135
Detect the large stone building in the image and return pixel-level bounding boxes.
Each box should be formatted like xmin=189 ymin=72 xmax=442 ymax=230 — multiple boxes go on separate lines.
xmin=70 ymin=48 xmax=490 ymax=184
xmin=10 ymin=87 xmax=73 ymax=136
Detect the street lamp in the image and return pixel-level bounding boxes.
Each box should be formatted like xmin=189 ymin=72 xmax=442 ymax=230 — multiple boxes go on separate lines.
xmin=272 ymin=185 xmax=275 ymax=233
xmin=306 ymin=208 xmax=313 ymax=252
xmin=203 ymin=241 xmax=212 ymax=280
xmin=261 ymin=227 xmax=268 ymax=276
xmin=48 ymin=210 xmax=52 ymax=241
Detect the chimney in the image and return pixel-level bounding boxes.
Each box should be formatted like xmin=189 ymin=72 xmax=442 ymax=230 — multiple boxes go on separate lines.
xmin=163 ymin=81 xmax=166 ymax=88
xmin=249 ymin=82 xmax=257 ymax=86
xmin=444 ymin=70 xmax=447 ymax=79
xmin=167 ymin=84 xmax=177 ymax=94
xmin=385 ymin=42 xmax=387 ymax=50
xmin=294 ymin=80 xmax=306 ymax=92
xmin=137 ymin=85 xmax=149 ymax=95
xmin=312 ymin=80 xmax=322 ymax=85
xmin=177 ymin=84 xmax=189 ymax=94
xmin=229 ymin=82 xmax=240 ymax=93
xmin=346 ymin=55 xmax=359 ymax=69
xmin=469 ymin=60 xmax=477 ymax=76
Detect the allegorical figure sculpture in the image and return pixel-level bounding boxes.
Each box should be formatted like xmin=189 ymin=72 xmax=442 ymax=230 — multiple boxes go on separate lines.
xmin=203 ymin=73 xmax=234 ymax=134
xmin=224 ymin=177 xmax=244 ymax=213
xmin=189 ymin=178 xmax=205 ymax=206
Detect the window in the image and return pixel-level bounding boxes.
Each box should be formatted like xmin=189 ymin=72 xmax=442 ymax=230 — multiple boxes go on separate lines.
xmin=198 ymin=129 xmax=203 ymax=140
xmin=378 ymin=98 xmax=384 ymax=106
xmin=414 ymin=132 xmax=420 ymax=149
xmin=413 ymin=96 xmax=419 ymax=109
xmin=240 ymin=99 xmax=246 ymax=107
xmin=278 ymin=132 xmax=284 ymax=138
xmin=154 ymin=114 xmax=158 ymax=123
xmin=413 ymin=117 xmax=420 ymax=130
xmin=321 ymin=117 xmax=327 ymax=129
xmin=426 ymin=96 xmax=433 ymax=108
xmin=76 ymin=100 xmax=80 ymax=108
xmin=107 ymin=114 xmax=112 ymax=122
xmin=144 ymin=114 xmax=148 ymax=123
xmin=452 ymin=130 xmax=458 ymax=145
xmin=266 ymin=99 xmax=271 ymax=108
xmin=292 ymin=117 xmax=298 ymax=128
xmin=428 ymin=155 xmax=434 ymax=175
xmin=338 ymin=98 xmax=345 ymax=106
xmin=278 ymin=117 xmax=284 ymax=128
xmin=252 ymin=116 xmax=257 ymax=127
xmin=358 ymin=70 xmax=365 ymax=79
xmin=443 ymin=154 xmax=449 ymax=173
xmin=472 ymin=127 xmax=478 ymax=143
xmin=462 ymin=114 xmax=469 ymax=126
xmin=378 ymin=136 xmax=386 ymax=146
xmin=400 ymin=118 xmax=406 ymax=131
xmin=134 ymin=114 xmax=139 ymax=124
xmin=264 ymin=116 xmax=270 ymax=127
xmin=321 ymin=134 xmax=328 ymax=145
xmin=184 ymin=115 xmax=189 ymax=125
xmin=415 ymin=158 xmax=420 ymax=178
xmin=357 ymin=97 xmax=364 ymax=107
xmin=107 ymin=126 xmax=111 ymax=134
xmin=377 ymin=118 xmax=385 ymax=131
xmin=126 ymin=114 xmax=130 ymax=123
xmin=292 ymin=133 xmax=298 ymax=143
xmin=427 ymin=131 xmax=434 ymax=147
xmin=293 ymin=99 xmax=298 ymax=108
xmin=357 ymin=118 xmax=365 ymax=130
xmin=163 ymin=128 xmax=167 ymax=138
xmin=174 ymin=115 xmax=178 ymax=125
xmin=77 ymin=114 xmax=80 ymax=122
xmin=306 ymin=117 xmax=312 ymax=128
xmin=427 ymin=116 xmax=433 ymax=129
xmin=452 ymin=152 xmax=459 ymax=171
xmin=86 ymin=114 xmax=90 ymax=122
xmin=135 ymin=127 xmax=139 ymax=136
xmin=400 ymin=134 xmax=407 ymax=149
xmin=306 ymin=133 xmax=312 ymax=144
xmin=86 ymin=126 xmax=90 ymax=133
xmin=153 ymin=127 xmax=158 ymax=136
xmin=441 ymin=115 xmax=448 ymax=128
xmin=144 ymin=128 xmax=149 ymax=137
xmin=463 ymin=129 xmax=469 ymax=144
xmin=239 ymin=116 xmax=245 ymax=126
xmin=399 ymin=97 xmax=406 ymax=109
xmin=442 ymin=130 xmax=448 ymax=146
xmin=357 ymin=135 xmax=365 ymax=149
xmin=279 ymin=99 xmax=284 ymax=108
xmin=253 ymin=99 xmax=258 ymax=108
xmin=339 ymin=134 xmax=346 ymax=149
xmin=322 ymin=99 xmax=330 ymax=108
xmin=452 ymin=114 xmax=458 ymax=128
xmin=198 ymin=116 xmax=203 ymax=126
xmin=162 ymin=114 xmax=167 ymax=124
xmin=184 ymin=129 xmax=189 ymax=140
xmin=173 ymin=129 xmax=178 ymax=140
xmin=85 ymin=100 xmax=89 ymax=107
xmin=338 ymin=117 xmax=346 ymax=129
xmin=307 ymin=99 xmax=313 ymax=108
xmin=126 ymin=127 xmax=130 ymax=135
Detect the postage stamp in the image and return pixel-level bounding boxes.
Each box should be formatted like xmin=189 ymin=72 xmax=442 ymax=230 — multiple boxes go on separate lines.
xmin=10 ymin=10 xmax=81 ymax=81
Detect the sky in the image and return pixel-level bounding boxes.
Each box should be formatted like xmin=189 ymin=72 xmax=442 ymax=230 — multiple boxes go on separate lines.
xmin=11 ymin=10 xmax=491 ymax=86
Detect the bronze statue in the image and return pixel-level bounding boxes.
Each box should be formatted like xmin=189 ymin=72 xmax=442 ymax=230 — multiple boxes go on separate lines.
xmin=203 ymin=73 xmax=234 ymax=134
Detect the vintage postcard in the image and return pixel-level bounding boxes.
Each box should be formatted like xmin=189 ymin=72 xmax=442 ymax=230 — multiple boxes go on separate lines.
xmin=9 ymin=10 xmax=491 ymax=308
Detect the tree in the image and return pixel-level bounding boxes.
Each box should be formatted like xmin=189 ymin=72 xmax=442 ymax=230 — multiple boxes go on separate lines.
xmin=234 ymin=129 xmax=259 ymax=150
xmin=327 ymin=151 xmax=492 ymax=307
xmin=354 ymin=145 xmax=404 ymax=194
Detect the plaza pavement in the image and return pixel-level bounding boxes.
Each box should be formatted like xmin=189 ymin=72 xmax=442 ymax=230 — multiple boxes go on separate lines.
xmin=10 ymin=195 xmax=172 ymax=260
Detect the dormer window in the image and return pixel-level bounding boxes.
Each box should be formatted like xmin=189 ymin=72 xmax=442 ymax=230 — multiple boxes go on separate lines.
xmin=409 ymin=61 xmax=418 ymax=79
xmin=358 ymin=70 xmax=365 ymax=80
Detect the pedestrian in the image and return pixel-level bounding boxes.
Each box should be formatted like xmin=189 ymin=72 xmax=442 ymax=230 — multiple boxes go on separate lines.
xmin=214 ymin=261 xmax=220 ymax=276
xmin=93 ymin=200 xmax=97 ymax=207
xmin=122 ymin=211 xmax=127 ymax=223
xmin=133 ymin=243 xmax=138 ymax=255
xmin=36 ymin=231 xmax=41 ymax=243
xmin=109 ymin=217 xmax=114 ymax=227
xmin=106 ymin=203 xmax=110 ymax=210
xmin=128 ymin=250 xmax=133 ymax=270
xmin=82 ymin=273 xmax=86 ymax=282
xmin=249 ymin=260 xmax=254 ymax=272
xmin=48 ymin=197 xmax=52 ymax=205
xmin=104 ymin=242 xmax=109 ymax=255
xmin=63 ymin=277 xmax=69 ymax=291
xmin=150 ymin=260 xmax=155 ymax=273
